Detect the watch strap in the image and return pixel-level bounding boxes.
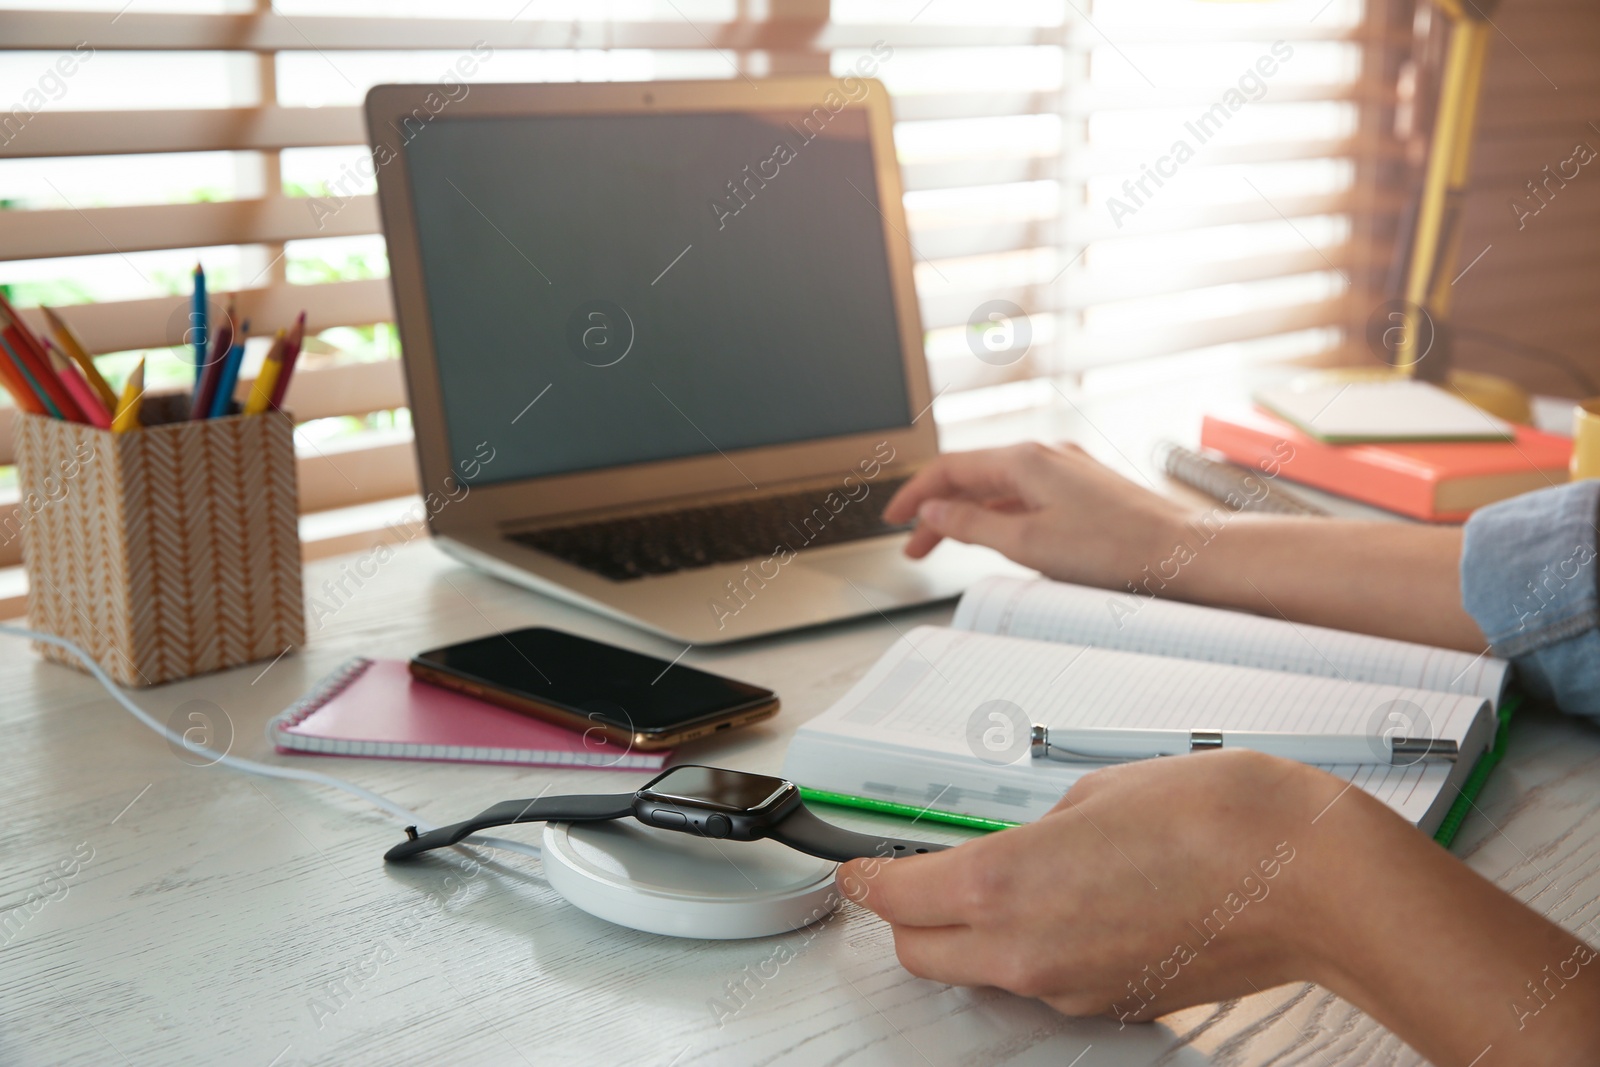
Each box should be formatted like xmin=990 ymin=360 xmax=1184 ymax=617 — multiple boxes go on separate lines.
xmin=766 ymin=802 xmax=950 ymax=863
xmin=385 ymin=793 xmax=636 ymax=861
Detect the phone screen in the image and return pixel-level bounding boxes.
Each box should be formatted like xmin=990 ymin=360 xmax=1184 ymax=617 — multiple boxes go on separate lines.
xmin=412 ymin=628 xmax=774 ymax=735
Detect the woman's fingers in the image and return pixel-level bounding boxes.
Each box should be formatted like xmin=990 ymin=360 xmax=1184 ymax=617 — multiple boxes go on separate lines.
xmin=887 ymin=442 xmax=1196 ymax=588
xmin=885 ymin=444 xmax=1067 ymax=562
xmin=882 ymin=925 xmax=992 ymax=988
xmin=837 ymin=849 xmax=973 ymax=928
xmin=913 ymin=498 xmax=1028 ymax=560
xmin=891 ymin=925 xmax=1110 ymax=1009
xmin=883 ymin=446 xmax=1050 ymax=524
xmin=901 ymin=521 xmax=945 ymax=560
xmin=901 ymin=494 xmax=1028 ymax=559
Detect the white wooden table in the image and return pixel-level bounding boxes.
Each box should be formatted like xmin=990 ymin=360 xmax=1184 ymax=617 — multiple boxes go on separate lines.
xmin=4 ymin=382 xmax=1599 ymax=1067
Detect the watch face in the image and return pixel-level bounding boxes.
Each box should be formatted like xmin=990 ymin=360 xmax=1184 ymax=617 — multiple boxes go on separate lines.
xmin=639 ymin=766 xmax=793 ymax=813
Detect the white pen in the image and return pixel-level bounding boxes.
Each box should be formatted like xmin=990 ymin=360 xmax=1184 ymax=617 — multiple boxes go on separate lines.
xmin=1028 ymin=724 xmax=1458 ymax=766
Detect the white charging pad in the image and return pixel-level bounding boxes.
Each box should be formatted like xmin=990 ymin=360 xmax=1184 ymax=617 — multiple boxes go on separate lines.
xmin=541 ymin=820 xmax=840 ymax=939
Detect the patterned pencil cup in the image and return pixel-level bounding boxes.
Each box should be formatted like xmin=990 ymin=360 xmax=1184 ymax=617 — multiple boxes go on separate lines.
xmin=14 ymin=402 xmax=305 ymax=687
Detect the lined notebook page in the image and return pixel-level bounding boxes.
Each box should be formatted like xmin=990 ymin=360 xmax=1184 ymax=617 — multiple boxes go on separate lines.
xmin=828 ymin=627 xmax=1486 ymax=746
xmin=952 ymin=577 xmax=1508 ymax=704
xmin=794 ymin=626 xmax=1490 ymax=826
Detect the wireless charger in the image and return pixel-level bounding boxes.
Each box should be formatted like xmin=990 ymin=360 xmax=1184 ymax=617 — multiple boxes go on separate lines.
xmin=542 ymin=820 xmax=841 ymax=939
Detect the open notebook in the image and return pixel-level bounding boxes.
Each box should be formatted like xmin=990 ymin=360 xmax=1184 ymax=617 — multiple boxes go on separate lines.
xmin=783 ymin=577 xmax=1509 ymax=835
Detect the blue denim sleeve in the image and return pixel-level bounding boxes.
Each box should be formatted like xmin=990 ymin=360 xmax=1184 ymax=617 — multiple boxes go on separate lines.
xmin=1459 ymin=480 xmax=1600 ymax=717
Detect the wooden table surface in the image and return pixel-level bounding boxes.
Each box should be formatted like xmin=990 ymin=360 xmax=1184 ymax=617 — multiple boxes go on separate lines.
xmin=4 ymin=382 xmax=1598 ymax=1067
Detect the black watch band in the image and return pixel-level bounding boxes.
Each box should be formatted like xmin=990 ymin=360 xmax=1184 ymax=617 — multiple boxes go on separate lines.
xmin=384 ymin=789 xmax=952 ymax=865
xmin=766 ymin=803 xmax=950 ymax=863
xmin=384 ymin=793 xmax=635 ymax=862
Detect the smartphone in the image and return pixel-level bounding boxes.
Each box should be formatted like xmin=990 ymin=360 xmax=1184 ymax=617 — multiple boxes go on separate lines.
xmin=409 ymin=627 xmax=779 ymax=751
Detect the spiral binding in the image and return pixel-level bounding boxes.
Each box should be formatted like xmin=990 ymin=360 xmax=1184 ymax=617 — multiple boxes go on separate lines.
xmin=1155 ymin=440 xmax=1329 ymax=517
xmin=265 ymin=656 xmax=374 ymax=744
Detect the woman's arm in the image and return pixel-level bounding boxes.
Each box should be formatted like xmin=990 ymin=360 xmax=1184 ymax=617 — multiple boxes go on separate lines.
xmin=1178 ymin=515 xmax=1484 ymax=652
xmin=870 ymin=442 xmax=1600 ymax=1059
xmin=884 ymin=442 xmax=1488 ymax=651
xmin=838 ymin=753 xmax=1600 ymax=1066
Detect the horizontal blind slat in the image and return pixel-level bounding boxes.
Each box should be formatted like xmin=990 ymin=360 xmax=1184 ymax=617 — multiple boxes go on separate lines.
xmin=13 ymin=279 xmax=392 ymax=356
xmin=296 ymin=433 xmax=419 ymax=513
xmin=276 ymin=359 xmax=407 ymax=423
xmin=903 ymin=139 xmax=1384 ymax=191
xmin=0 ymin=12 xmax=1035 ymax=52
xmin=0 ymin=196 xmax=379 ymax=262
xmin=4 ymin=113 xmax=1375 ymax=184
xmin=0 ymin=106 xmax=364 ymax=159
xmin=1 ymin=187 xmax=1386 ymax=265
xmin=1059 ymin=242 xmax=1372 ymax=310
xmin=1058 ymin=191 xmax=1386 ymax=245
xmin=895 ymin=83 xmax=1386 ymax=123
xmin=0 ymin=12 xmax=1383 ymax=52
xmin=913 ymin=223 xmax=1064 ymax=264
xmin=928 ymin=352 xmax=1043 ymax=396
xmin=915 ymin=241 xmax=1372 ymax=329
xmin=1058 ymin=297 xmax=1350 ymax=369
xmin=922 ymin=300 xmax=1350 ymax=390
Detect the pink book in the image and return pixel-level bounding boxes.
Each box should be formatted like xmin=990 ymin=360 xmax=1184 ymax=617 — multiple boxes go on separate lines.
xmin=270 ymin=657 xmax=667 ymax=770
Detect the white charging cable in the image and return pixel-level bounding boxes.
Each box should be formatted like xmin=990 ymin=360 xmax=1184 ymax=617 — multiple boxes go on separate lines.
xmin=1 ymin=623 xmax=542 ymax=860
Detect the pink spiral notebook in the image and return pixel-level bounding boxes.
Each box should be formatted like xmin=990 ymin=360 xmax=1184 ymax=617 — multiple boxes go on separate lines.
xmin=269 ymin=657 xmax=668 ymax=770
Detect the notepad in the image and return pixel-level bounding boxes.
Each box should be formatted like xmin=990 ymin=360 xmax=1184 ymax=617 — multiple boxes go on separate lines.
xmin=270 ymin=657 xmax=668 ymax=770
xmin=1253 ymin=379 xmax=1513 ymax=443
xmin=782 ymin=577 xmax=1506 ymax=835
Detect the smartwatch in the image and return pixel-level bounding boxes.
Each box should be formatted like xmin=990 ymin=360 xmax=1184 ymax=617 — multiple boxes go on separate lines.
xmin=384 ymin=765 xmax=950 ymax=864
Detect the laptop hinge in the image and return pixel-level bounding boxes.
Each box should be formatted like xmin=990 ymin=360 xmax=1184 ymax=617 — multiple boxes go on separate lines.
xmin=497 ymin=464 xmax=917 ymax=535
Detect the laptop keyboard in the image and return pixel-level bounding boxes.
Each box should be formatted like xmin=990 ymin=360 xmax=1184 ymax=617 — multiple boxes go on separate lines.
xmin=507 ymin=478 xmax=913 ymax=581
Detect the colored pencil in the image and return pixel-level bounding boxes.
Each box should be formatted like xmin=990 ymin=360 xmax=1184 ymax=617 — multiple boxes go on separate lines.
xmin=209 ymin=336 xmax=246 ymax=419
xmin=204 ymin=307 xmax=234 ymax=373
xmin=1 ymin=327 xmax=68 ymax=419
xmin=49 ymin=346 xmax=112 ymax=429
xmin=0 ymin=344 xmax=41 ymax=413
xmin=191 ymin=263 xmax=208 ymax=386
xmin=191 ymin=315 xmax=238 ymax=420
xmin=267 ymin=311 xmax=306 ymax=409
xmin=40 ymin=305 xmax=118 ymax=411
xmin=0 ymin=306 xmax=85 ymax=422
xmin=244 ymin=329 xmax=287 ymax=416
xmin=0 ymin=334 xmax=49 ymax=415
xmin=0 ymin=287 xmax=35 ymax=334
xmin=112 ymin=359 xmax=145 ymax=433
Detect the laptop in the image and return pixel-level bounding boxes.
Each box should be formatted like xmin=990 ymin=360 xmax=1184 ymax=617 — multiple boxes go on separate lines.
xmin=365 ymin=77 xmax=1026 ymax=644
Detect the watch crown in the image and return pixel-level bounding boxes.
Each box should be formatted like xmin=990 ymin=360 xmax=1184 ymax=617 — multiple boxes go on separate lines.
xmin=704 ymin=813 xmax=732 ymax=839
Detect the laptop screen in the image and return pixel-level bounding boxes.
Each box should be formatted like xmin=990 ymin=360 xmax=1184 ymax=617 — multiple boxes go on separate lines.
xmin=401 ymin=108 xmax=913 ymax=487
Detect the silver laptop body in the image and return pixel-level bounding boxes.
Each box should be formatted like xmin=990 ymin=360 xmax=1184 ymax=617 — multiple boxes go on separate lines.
xmin=367 ymin=76 xmax=1024 ymax=644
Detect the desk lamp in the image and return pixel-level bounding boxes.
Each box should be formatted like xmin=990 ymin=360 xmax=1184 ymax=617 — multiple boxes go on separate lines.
xmin=1385 ymin=0 xmax=1530 ymax=422
xmin=1248 ymin=0 xmax=1534 ymax=420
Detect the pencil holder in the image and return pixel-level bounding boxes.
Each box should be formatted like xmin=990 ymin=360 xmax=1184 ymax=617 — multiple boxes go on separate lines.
xmin=14 ymin=398 xmax=305 ymax=687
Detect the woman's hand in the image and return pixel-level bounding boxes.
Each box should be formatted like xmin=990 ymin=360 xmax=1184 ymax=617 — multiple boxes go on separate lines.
xmin=884 ymin=442 xmax=1486 ymax=651
xmin=837 ymin=751 xmax=1600 ymax=1066
xmin=883 ymin=443 xmax=1190 ymax=590
xmin=836 ymin=751 xmax=1334 ymax=1022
